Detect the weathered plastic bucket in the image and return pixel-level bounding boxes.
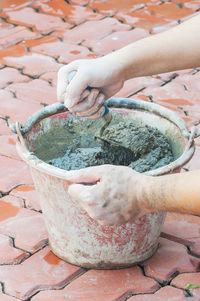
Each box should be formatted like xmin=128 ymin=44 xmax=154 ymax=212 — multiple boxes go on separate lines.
xmin=11 ymin=98 xmax=198 ymax=269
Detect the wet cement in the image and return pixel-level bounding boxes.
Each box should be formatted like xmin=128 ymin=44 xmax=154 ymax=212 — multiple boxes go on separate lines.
xmin=47 ymin=119 xmax=174 ymax=173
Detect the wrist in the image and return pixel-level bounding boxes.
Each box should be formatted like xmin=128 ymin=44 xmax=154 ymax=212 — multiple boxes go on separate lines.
xmin=103 ymin=51 xmax=129 ymax=82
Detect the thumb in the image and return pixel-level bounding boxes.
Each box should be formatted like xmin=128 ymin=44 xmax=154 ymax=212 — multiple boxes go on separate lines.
xmin=57 ymin=63 xmax=78 ymax=102
xmin=68 ymin=183 xmax=93 ymax=202
xmin=68 ymin=184 xmax=99 ymax=218
xmin=64 ymin=72 xmax=89 ymax=108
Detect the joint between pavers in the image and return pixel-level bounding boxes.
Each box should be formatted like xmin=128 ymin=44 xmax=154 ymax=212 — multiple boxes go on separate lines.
xmin=22 ymin=266 xmax=87 ymax=300
xmin=115 ymin=289 xmax=134 ymax=301
xmin=0 ymin=282 xmax=5 ymax=294
xmin=160 ymin=232 xmax=193 ymax=248
xmin=170 ymin=283 xmax=194 ymax=298
xmin=138 ymin=262 xmax=178 ymax=287
xmin=138 ymin=264 xmax=164 ymax=287
xmin=160 ymin=73 xmax=179 ymax=86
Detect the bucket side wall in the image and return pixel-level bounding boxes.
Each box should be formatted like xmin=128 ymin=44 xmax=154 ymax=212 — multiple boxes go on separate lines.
xmin=30 ymin=167 xmax=166 ymax=268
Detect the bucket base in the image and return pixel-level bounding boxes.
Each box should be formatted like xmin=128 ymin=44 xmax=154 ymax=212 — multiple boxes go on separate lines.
xmin=49 ymin=240 xmax=159 ymax=270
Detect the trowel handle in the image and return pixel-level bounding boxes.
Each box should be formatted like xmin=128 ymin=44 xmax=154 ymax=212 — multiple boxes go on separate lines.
xmin=68 ymin=71 xmax=110 ymax=117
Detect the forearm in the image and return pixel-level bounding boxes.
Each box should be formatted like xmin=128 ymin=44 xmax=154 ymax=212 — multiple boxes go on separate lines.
xmin=139 ymin=170 xmax=200 ymax=215
xmin=107 ymin=14 xmax=200 ymax=80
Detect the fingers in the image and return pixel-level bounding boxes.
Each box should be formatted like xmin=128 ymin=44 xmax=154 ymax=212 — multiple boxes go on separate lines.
xmin=70 ymin=89 xmax=100 ymax=113
xmin=70 ymin=91 xmax=105 ymax=120
xmin=65 ymin=165 xmax=113 ymax=183
xmin=84 ymin=106 xmax=105 ymax=120
xmin=77 ymin=92 xmax=105 ymax=117
xmin=68 ymin=183 xmax=98 ymax=215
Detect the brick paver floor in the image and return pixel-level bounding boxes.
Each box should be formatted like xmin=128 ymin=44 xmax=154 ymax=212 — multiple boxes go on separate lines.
xmin=0 ymin=0 xmax=200 ymax=300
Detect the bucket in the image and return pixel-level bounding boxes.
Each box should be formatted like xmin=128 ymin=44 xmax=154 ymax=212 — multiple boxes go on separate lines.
xmin=11 ymin=98 xmax=198 ymax=269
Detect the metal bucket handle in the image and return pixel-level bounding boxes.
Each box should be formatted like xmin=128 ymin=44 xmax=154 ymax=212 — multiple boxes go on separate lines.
xmin=10 ymin=98 xmax=200 ymax=138
xmin=11 ymin=98 xmax=199 ymax=178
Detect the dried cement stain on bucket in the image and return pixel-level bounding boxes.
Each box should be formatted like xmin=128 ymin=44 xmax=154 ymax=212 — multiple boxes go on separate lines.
xmin=34 ymin=111 xmax=174 ymax=172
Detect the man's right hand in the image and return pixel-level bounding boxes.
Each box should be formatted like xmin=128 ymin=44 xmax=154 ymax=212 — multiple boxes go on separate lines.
xmin=57 ymin=57 xmax=124 ymax=119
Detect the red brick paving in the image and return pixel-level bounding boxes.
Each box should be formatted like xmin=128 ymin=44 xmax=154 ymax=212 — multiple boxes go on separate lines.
xmin=32 ymin=266 xmax=159 ymax=301
xmin=129 ymin=286 xmax=189 ymax=300
xmin=0 ymin=67 xmax=30 ymax=89
xmin=0 ymin=0 xmax=200 ymax=300
xmin=1 ymin=53 xmax=62 ymax=77
xmin=11 ymin=185 xmax=41 ymax=211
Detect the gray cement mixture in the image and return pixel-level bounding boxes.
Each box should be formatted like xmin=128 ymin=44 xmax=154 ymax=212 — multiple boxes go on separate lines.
xmin=47 ymin=121 xmax=174 ymax=173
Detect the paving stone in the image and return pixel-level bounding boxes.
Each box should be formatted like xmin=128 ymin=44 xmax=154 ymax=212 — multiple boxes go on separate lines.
xmin=155 ymin=69 xmax=192 ymax=82
xmin=0 ymin=119 xmax=12 ymax=136
xmin=84 ymin=28 xmax=149 ymax=55
xmin=0 ymin=135 xmax=20 ymax=160
xmin=0 ymin=89 xmax=43 ymax=123
xmin=5 ymin=214 xmax=47 ymax=253
xmin=115 ymin=76 xmax=162 ymax=98
xmin=129 ymin=286 xmax=188 ymax=300
xmin=127 ymin=94 xmax=150 ymax=102
xmin=152 ymin=20 xmax=179 ymax=34
xmin=11 ymin=184 xmax=41 ymax=212
xmin=115 ymin=8 xmax=169 ymax=31
xmin=32 ymin=40 xmax=93 ymax=64
xmin=0 ymin=67 xmax=29 ymax=89
xmin=5 ymin=79 xmax=56 ymax=105
xmin=32 ymin=266 xmax=159 ymax=301
xmin=0 ymin=198 xmax=47 ymax=252
xmin=162 ymin=213 xmax=200 ymax=242
xmin=0 ymin=25 xmax=38 ymax=48
xmin=143 ymin=82 xmax=200 ymax=104
xmin=69 ymin=0 xmax=89 ymax=5
xmin=0 ymin=234 xmax=28 ymax=264
xmin=0 ymin=0 xmax=34 ymax=12
xmin=161 ymin=212 xmax=200 ymax=256
xmin=148 ymin=3 xmax=194 ymax=21
xmin=0 ymin=44 xmax=28 ymax=64
xmin=59 ymin=18 xmax=131 ymax=44
xmin=22 ymin=35 xmax=58 ymax=49
xmin=0 ymin=18 xmax=12 ymax=27
xmin=0 ymin=194 xmax=23 ymax=208
xmin=0 ymin=293 xmax=21 ymax=301
xmin=142 ymin=237 xmax=200 ymax=282
xmin=4 ymin=7 xmax=72 ymax=33
xmin=40 ymin=71 xmax=57 ymax=87
xmin=2 ymin=53 xmax=62 ymax=77
xmin=184 ymin=1 xmax=200 ymax=11
xmin=32 ymin=0 xmax=103 ymax=23
xmin=0 ymin=195 xmax=22 ymax=226
xmin=0 ymin=246 xmax=84 ymax=300
xmin=184 ymin=145 xmax=200 ymax=171
xmin=171 ymin=272 xmax=200 ymax=289
xmin=89 ymin=0 xmax=150 ymax=15
xmin=183 ymin=104 xmax=200 ymax=125
xmin=0 ymin=155 xmax=33 ymax=193
xmin=173 ymin=72 xmax=200 ymax=93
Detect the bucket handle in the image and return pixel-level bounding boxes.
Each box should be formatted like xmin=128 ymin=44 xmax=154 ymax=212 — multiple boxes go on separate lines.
xmin=10 ymin=103 xmax=67 ymax=135
xmin=10 ymin=98 xmax=200 ymax=139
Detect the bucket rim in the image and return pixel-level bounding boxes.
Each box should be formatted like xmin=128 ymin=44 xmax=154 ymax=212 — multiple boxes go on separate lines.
xmin=14 ymin=98 xmax=197 ymax=179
